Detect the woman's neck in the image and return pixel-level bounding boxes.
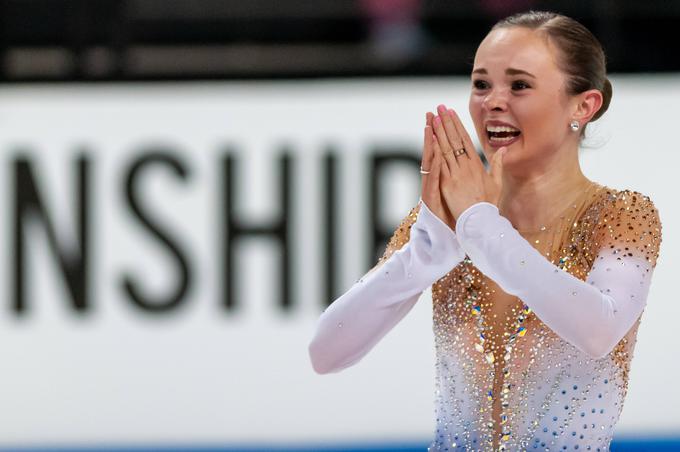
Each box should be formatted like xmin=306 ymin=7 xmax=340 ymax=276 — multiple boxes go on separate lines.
xmin=497 ymin=154 xmax=591 ymax=232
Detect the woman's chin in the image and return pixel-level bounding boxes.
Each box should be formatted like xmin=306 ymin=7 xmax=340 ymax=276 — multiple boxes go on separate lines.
xmin=485 ymin=144 xmax=513 ymax=156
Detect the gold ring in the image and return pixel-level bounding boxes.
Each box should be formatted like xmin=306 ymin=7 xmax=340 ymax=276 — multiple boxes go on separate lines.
xmin=454 ymin=147 xmax=467 ymax=157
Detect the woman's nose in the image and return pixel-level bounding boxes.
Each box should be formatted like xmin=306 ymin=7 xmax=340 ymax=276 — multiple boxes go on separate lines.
xmin=482 ymin=89 xmax=508 ymax=112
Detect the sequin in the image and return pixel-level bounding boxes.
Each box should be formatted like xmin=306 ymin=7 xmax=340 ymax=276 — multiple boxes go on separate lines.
xmin=382 ymin=184 xmax=662 ymax=451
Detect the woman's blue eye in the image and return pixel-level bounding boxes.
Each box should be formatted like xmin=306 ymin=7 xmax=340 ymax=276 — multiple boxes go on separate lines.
xmin=512 ymin=80 xmax=530 ymax=90
xmin=473 ymin=79 xmax=489 ymax=89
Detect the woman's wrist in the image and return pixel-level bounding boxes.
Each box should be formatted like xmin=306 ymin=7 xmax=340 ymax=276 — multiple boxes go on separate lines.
xmin=411 ymin=199 xmax=466 ymax=272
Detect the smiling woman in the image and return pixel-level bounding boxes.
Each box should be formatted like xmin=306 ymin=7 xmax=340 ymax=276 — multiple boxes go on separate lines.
xmin=308 ymin=10 xmax=662 ymax=452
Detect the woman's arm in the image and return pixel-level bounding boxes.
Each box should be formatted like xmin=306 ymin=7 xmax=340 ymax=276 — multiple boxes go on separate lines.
xmin=454 ymin=192 xmax=662 ymax=359
xmin=308 ymin=200 xmax=466 ymax=374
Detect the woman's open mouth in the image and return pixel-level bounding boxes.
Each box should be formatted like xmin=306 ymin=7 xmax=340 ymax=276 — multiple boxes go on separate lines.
xmin=486 ymin=125 xmax=521 ymax=147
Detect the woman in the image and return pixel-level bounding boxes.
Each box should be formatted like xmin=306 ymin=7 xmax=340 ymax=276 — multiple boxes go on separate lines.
xmin=308 ymin=11 xmax=662 ymax=451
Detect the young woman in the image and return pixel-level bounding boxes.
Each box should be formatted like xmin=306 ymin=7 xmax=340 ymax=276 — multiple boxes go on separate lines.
xmin=309 ymin=11 xmax=662 ymax=451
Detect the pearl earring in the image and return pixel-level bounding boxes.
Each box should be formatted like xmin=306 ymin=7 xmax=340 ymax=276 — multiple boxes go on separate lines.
xmin=570 ymin=120 xmax=580 ymax=131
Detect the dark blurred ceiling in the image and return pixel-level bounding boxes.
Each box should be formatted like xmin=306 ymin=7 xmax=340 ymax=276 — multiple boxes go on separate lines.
xmin=0 ymin=0 xmax=676 ymax=82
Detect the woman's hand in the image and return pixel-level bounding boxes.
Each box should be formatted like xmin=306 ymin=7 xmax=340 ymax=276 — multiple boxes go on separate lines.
xmin=431 ymin=104 xmax=506 ymax=220
xmin=420 ymin=112 xmax=456 ymax=230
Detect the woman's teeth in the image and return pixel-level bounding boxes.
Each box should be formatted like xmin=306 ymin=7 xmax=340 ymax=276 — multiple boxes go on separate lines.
xmin=489 ymin=134 xmax=519 ymax=143
xmin=486 ymin=125 xmax=521 ymax=142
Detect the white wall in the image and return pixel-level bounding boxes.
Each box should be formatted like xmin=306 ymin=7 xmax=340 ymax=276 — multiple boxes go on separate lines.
xmin=0 ymin=75 xmax=675 ymax=447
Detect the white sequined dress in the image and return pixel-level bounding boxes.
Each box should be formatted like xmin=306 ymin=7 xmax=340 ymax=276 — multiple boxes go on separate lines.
xmin=309 ymin=181 xmax=662 ymax=452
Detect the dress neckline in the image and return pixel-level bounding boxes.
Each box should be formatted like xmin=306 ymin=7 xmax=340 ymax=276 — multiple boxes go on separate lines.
xmin=513 ymin=181 xmax=604 ymax=234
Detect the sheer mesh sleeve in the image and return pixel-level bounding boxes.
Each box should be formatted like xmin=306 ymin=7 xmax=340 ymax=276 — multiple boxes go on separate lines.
xmin=592 ymin=190 xmax=662 ymax=268
xmin=371 ymin=203 xmax=421 ymax=271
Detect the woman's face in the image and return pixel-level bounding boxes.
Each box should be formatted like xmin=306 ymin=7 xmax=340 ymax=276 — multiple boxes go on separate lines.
xmin=469 ymin=27 xmax=576 ymax=165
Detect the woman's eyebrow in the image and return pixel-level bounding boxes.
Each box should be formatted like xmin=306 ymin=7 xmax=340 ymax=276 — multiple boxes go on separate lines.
xmin=471 ymin=68 xmax=536 ymax=78
xmin=506 ymin=68 xmax=536 ymax=78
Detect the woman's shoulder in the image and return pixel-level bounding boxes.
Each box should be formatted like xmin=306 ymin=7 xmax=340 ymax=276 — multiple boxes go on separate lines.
xmin=379 ymin=202 xmax=422 ymax=262
xmin=586 ymin=182 xmax=662 ymax=266
xmin=588 ymin=182 xmax=660 ymax=216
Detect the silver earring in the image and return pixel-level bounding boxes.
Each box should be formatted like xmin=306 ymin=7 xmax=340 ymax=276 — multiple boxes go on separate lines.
xmin=570 ymin=120 xmax=580 ymax=131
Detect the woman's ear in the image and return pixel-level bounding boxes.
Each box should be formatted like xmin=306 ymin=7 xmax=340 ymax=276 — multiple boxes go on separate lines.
xmin=572 ymin=88 xmax=604 ymax=124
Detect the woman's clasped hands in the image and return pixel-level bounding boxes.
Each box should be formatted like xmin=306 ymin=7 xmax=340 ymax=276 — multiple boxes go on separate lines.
xmin=420 ymin=104 xmax=506 ymax=230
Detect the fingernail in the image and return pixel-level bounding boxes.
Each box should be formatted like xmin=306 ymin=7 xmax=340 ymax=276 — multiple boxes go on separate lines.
xmin=448 ymin=108 xmax=455 ymax=116
xmin=437 ymin=104 xmax=446 ymax=112
xmin=434 ymin=116 xmax=441 ymax=125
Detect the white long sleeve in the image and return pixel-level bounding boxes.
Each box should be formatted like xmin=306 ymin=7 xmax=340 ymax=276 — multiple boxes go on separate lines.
xmin=308 ymin=201 xmax=466 ymax=374
xmin=454 ymin=201 xmax=658 ymax=359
